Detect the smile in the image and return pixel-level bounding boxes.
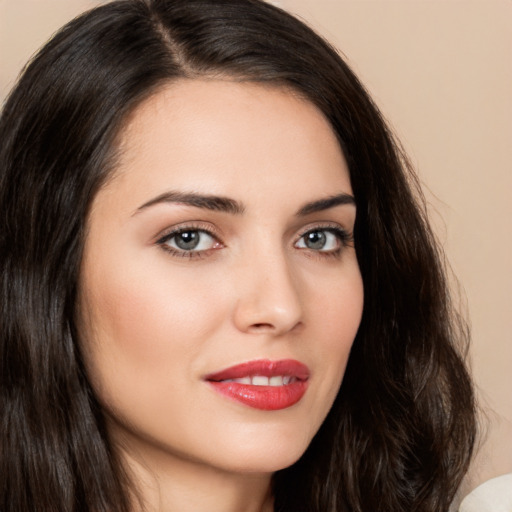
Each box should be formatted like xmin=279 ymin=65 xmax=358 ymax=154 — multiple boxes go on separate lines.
xmin=220 ymin=376 xmax=297 ymax=386
xmin=204 ymin=359 xmax=310 ymax=410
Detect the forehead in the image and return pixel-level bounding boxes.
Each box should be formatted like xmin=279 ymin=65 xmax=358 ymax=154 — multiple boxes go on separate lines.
xmin=106 ymin=79 xmax=351 ymax=208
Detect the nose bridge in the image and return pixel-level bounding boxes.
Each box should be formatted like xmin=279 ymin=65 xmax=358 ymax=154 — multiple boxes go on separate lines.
xmin=232 ymin=235 xmax=303 ymax=335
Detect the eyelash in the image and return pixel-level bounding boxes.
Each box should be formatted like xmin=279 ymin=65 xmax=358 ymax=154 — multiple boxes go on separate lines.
xmin=296 ymin=224 xmax=353 ymax=259
xmin=156 ymin=222 xmax=221 ymax=259
xmin=155 ymin=223 xmax=353 ymax=260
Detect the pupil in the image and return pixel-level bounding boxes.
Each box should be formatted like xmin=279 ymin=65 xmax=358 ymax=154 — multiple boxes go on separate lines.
xmin=306 ymin=231 xmax=326 ymax=250
xmin=175 ymin=231 xmax=200 ymax=250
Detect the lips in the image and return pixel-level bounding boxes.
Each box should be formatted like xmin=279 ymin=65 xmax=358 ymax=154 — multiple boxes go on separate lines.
xmin=204 ymin=359 xmax=310 ymax=410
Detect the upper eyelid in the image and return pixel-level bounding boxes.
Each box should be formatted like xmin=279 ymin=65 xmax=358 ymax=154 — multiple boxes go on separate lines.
xmin=296 ymin=222 xmax=351 ymax=238
xmin=155 ymin=226 xmax=223 ymax=259
xmin=155 ymin=222 xmax=222 ymax=244
xmin=154 ymin=221 xmax=353 ymax=247
xmin=295 ymin=224 xmax=354 ymax=250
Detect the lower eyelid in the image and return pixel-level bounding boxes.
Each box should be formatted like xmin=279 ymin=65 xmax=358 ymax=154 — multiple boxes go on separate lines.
xmin=164 ymin=230 xmax=214 ymax=246
xmin=155 ymin=226 xmax=225 ymax=261
xmin=159 ymin=245 xmax=211 ymax=260
xmin=155 ymin=225 xmax=352 ymax=259
xmin=155 ymin=223 xmax=219 ymax=243
xmin=296 ymin=227 xmax=351 ymax=245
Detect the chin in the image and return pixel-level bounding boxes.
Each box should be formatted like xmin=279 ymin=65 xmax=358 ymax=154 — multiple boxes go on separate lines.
xmin=206 ymin=427 xmax=314 ymax=475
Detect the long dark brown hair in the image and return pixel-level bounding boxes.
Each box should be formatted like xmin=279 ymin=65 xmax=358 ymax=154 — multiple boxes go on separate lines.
xmin=0 ymin=1 xmax=476 ymax=510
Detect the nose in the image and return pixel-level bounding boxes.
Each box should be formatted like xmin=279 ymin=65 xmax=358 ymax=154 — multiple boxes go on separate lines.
xmin=232 ymin=248 xmax=304 ymax=336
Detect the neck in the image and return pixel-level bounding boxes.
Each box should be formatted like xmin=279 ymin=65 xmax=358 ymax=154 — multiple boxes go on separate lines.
xmin=116 ymin=436 xmax=274 ymax=512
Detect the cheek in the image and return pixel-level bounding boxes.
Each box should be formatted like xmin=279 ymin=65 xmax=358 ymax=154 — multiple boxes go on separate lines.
xmin=299 ymin=265 xmax=364 ymax=432
xmin=325 ymin=283 xmax=363 ymax=355
xmin=78 ymin=250 xmax=230 ymax=397
xmin=332 ymin=281 xmax=363 ymax=363
xmin=307 ymin=259 xmax=364 ymax=351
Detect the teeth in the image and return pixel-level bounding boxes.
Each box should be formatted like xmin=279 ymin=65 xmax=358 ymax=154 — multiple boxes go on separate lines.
xmin=221 ymin=376 xmax=295 ymax=386
xmin=269 ymin=376 xmax=283 ymax=386
xmin=252 ymin=376 xmax=269 ymax=386
xmin=227 ymin=377 xmax=251 ymax=384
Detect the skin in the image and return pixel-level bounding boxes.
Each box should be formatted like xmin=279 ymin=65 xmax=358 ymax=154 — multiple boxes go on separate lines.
xmin=78 ymin=80 xmax=364 ymax=512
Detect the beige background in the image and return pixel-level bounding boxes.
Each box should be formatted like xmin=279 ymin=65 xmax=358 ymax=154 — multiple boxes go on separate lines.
xmin=1 ymin=0 xmax=511 ymax=493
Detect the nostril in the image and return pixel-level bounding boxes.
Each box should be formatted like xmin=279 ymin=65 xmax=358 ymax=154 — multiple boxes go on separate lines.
xmin=251 ymin=323 xmax=274 ymax=330
xmin=247 ymin=321 xmax=303 ymax=334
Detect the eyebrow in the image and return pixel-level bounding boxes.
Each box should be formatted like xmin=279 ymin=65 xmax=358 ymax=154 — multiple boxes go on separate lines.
xmin=295 ymin=193 xmax=356 ymax=216
xmin=135 ymin=191 xmax=245 ymax=215
xmin=134 ymin=191 xmax=355 ymax=216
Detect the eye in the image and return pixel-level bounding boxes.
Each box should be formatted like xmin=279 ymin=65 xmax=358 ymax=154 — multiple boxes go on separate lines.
xmin=295 ymin=227 xmax=348 ymax=253
xmin=157 ymin=228 xmax=221 ymax=256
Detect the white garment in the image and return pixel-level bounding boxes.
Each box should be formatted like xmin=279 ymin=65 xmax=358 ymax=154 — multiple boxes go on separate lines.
xmin=459 ymin=473 xmax=512 ymax=512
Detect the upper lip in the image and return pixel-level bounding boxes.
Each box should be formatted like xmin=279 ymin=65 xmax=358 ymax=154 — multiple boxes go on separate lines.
xmin=204 ymin=359 xmax=310 ymax=382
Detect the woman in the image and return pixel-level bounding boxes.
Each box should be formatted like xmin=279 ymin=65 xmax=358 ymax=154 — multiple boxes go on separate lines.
xmin=0 ymin=0 xmax=476 ymax=511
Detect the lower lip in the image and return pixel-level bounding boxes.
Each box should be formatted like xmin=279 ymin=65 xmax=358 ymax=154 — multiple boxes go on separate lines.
xmin=207 ymin=380 xmax=308 ymax=410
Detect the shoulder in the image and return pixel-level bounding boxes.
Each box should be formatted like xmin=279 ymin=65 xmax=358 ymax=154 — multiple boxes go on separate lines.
xmin=459 ymin=473 xmax=512 ymax=512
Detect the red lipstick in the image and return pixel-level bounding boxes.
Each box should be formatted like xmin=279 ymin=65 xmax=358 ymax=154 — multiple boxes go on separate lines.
xmin=204 ymin=359 xmax=309 ymax=410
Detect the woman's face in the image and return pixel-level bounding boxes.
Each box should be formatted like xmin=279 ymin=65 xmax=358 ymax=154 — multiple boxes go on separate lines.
xmin=78 ymin=80 xmax=363 ymax=476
